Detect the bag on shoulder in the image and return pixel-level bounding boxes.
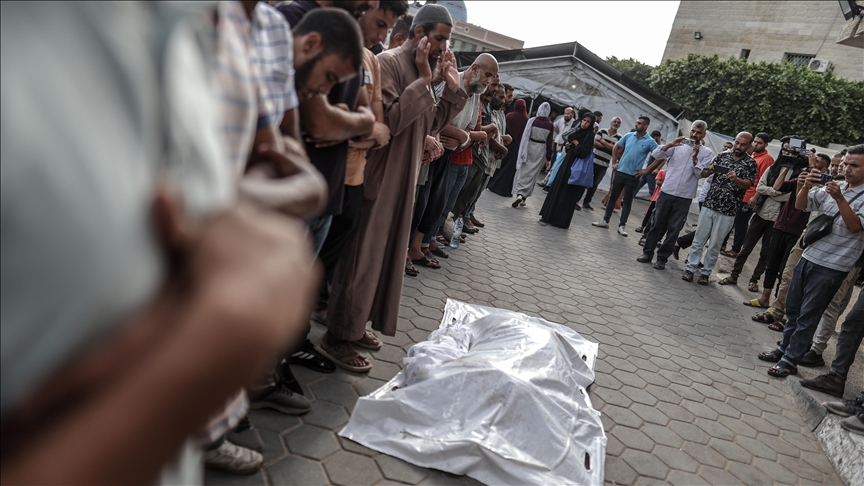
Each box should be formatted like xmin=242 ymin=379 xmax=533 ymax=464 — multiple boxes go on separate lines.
xmin=800 ymin=190 xmax=864 ymax=249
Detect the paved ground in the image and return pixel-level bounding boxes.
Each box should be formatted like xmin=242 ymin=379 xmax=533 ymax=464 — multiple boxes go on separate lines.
xmin=206 ymin=187 xmax=860 ymax=486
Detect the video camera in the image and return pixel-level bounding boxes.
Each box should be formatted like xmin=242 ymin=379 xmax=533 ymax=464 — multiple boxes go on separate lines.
xmin=778 ymin=135 xmax=809 ymax=170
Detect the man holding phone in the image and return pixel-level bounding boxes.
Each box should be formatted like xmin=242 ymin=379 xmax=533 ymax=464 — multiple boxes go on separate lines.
xmin=760 ymin=144 xmax=864 ymax=378
xmin=682 ymin=132 xmax=757 ymax=285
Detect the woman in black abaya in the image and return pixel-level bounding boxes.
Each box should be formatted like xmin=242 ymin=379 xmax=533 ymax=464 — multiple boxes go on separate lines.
xmin=488 ymin=99 xmax=529 ymax=197
xmin=539 ymin=110 xmax=596 ymax=229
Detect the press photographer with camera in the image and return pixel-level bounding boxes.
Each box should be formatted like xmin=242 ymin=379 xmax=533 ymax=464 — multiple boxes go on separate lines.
xmin=759 ymin=144 xmax=864 ymax=378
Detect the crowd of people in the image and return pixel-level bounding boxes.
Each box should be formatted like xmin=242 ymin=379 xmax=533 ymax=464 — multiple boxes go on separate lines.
xmin=2 ymin=1 xmax=863 ymax=484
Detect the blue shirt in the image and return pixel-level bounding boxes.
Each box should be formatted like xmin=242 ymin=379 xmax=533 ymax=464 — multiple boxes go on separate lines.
xmin=616 ymin=132 xmax=659 ymax=176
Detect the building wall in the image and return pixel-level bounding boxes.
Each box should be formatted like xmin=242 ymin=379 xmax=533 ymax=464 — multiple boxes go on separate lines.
xmin=406 ymin=4 xmax=523 ymax=52
xmin=662 ymin=1 xmax=864 ymax=81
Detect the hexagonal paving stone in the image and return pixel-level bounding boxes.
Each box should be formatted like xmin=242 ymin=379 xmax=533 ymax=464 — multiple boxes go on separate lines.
xmin=727 ymin=461 xmax=773 ymax=485
xmin=621 ymin=449 xmax=670 ymax=480
xmin=652 ymin=445 xmax=698 ymax=473
xmin=283 ymin=424 xmax=340 ymax=460
xmin=611 ymin=425 xmax=655 ymax=452
xmin=266 ymin=454 xmax=328 ymax=486
xmin=376 ymin=454 xmax=430 ymax=483
xmin=323 ymin=450 xmax=382 ymax=486
xmin=302 ymin=401 xmax=349 ymax=429
xmin=604 ymin=455 xmax=638 ymax=485
xmin=641 ymin=423 xmax=683 ymax=448
xmin=631 ymin=403 xmax=670 ymax=426
xmin=248 ymin=409 xmax=301 ymax=434
xmin=310 ymin=379 xmax=359 ymax=406
xmin=709 ymin=438 xmax=753 ymax=465
xmin=205 ymin=469 xmax=266 ymax=486
xmin=667 ymin=470 xmax=708 ymax=486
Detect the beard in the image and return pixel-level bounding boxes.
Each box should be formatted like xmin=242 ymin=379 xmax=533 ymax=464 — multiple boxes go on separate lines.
xmin=294 ymin=52 xmax=322 ymax=98
xmin=411 ymin=48 xmax=439 ymax=78
xmin=466 ymin=69 xmax=486 ymax=95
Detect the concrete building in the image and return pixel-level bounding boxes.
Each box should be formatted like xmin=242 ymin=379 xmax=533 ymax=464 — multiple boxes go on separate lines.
xmin=661 ymin=0 xmax=864 ymax=81
xmin=407 ymin=0 xmax=523 ymax=52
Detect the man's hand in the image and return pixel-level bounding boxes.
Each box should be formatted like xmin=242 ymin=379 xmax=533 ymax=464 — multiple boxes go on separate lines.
xmin=663 ymin=136 xmax=685 ymax=151
xmin=470 ymin=130 xmax=488 ymax=147
xmin=724 ymin=169 xmax=737 ymax=180
xmin=545 ymin=160 xmax=551 ymax=172
xmin=425 ymin=135 xmax=444 ymax=160
xmin=415 ymin=37 xmax=432 ymax=82
xmin=826 ymin=180 xmax=843 ymax=200
xmin=502 ymin=134 xmax=512 ymax=145
xmin=369 ymin=122 xmax=390 ymax=149
xmin=804 ymin=168 xmax=823 ymax=188
xmin=441 ymin=50 xmax=460 ymax=92
xmin=636 ymin=169 xmax=649 ymax=178
xmin=748 ymin=194 xmax=759 ymax=208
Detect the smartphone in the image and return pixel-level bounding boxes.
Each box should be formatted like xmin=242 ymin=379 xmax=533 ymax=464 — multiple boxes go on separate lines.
xmin=681 ymin=138 xmax=695 ymax=146
xmin=712 ymin=165 xmax=730 ymax=175
xmin=819 ymin=173 xmax=833 ymax=185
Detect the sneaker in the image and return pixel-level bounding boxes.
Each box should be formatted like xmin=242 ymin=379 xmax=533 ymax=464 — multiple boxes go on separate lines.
xmin=592 ymin=220 xmax=609 ymax=228
xmin=512 ymin=196 xmax=523 ymax=208
xmin=204 ymin=440 xmax=263 ymax=475
xmin=637 ymin=254 xmax=652 ymax=264
xmin=841 ymin=414 xmax=864 ymax=435
xmin=682 ymin=270 xmax=694 ymax=282
xmin=618 ymin=225 xmax=628 ymax=237
xmin=799 ymin=350 xmax=826 ymax=367
xmin=227 ymin=416 xmax=264 ymax=453
xmin=583 ymin=203 xmax=594 ymax=211
xmin=653 ymin=261 xmax=666 ymax=270
xmin=251 ymin=378 xmax=311 ymax=415
xmin=801 ymin=373 xmax=845 ymax=398
xmin=824 ymin=398 xmax=864 ymax=417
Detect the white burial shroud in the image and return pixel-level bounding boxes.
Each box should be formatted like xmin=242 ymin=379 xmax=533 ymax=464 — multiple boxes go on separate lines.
xmin=339 ymin=299 xmax=607 ymax=485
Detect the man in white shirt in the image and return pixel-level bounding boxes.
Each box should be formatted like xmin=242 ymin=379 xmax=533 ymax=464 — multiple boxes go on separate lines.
xmin=637 ymin=120 xmax=714 ymax=269
xmin=553 ymin=107 xmax=575 ymax=152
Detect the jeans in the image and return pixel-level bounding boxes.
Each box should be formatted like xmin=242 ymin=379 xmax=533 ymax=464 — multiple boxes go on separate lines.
xmin=778 ymin=259 xmax=847 ymax=368
xmin=411 ymin=151 xmax=452 ymax=237
xmin=729 ymin=214 xmax=774 ymax=282
xmin=466 ymin=173 xmax=491 ymax=218
xmin=722 ymin=202 xmax=753 ymax=252
xmin=636 ymin=172 xmax=656 ymax=197
xmin=642 ymin=192 xmax=692 ymax=263
xmin=452 ymin=162 xmax=485 ymax=217
xmin=425 ymin=163 xmax=470 ymax=244
xmin=810 ymin=266 xmax=860 ymax=354
xmin=602 ymin=172 xmax=639 ymax=226
xmin=685 ymin=207 xmax=735 ymax=276
xmin=829 ymin=292 xmax=864 ymax=380
xmin=308 ymin=214 xmax=333 ymax=258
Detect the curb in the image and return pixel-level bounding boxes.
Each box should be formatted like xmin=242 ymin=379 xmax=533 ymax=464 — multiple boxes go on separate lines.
xmin=788 ymin=380 xmax=864 ymax=486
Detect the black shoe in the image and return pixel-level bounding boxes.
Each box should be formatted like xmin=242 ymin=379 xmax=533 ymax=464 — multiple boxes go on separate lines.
xmin=637 ymin=254 xmax=652 ymax=264
xmin=542 ymin=186 xmax=550 ymax=192
xmin=799 ymin=350 xmax=826 ymax=367
xmin=653 ymin=261 xmax=666 ymax=270
xmin=289 ymin=339 xmax=336 ymax=374
xmin=800 ymin=373 xmax=845 ymax=398
xmin=583 ymin=204 xmax=594 ymax=211
xmin=682 ymin=270 xmax=694 ymax=282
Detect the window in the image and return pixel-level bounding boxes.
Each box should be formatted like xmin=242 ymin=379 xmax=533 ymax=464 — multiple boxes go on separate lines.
xmin=464 ymin=42 xmax=476 ymax=52
xmin=452 ymin=39 xmax=463 ymax=51
xmin=740 ymin=49 xmax=750 ymax=60
xmin=783 ymin=52 xmax=815 ymax=68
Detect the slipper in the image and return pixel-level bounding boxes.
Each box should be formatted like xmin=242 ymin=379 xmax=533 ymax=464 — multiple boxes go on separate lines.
xmin=721 ymin=250 xmax=739 ymax=258
xmin=752 ymin=312 xmax=777 ymax=324
xmin=748 ymin=282 xmax=760 ymax=292
xmin=758 ymin=349 xmax=783 ymax=362
xmin=354 ymin=330 xmax=382 ymax=350
xmin=767 ymin=363 xmax=797 ymax=378
xmin=289 ymin=339 xmax=336 ymax=373
xmin=768 ymin=321 xmax=786 ymax=332
xmin=743 ymin=298 xmax=769 ymax=308
xmin=405 ymin=258 xmax=419 ymax=277
xmin=314 ymin=342 xmax=371 ymax=373
xmin=718 ymin=276 xmax=737 ymax=286
xmin=423 ymin=251 xmax=439 ymax=265
xmin=429 ymin=246 xmax=449 ymax=259
xmin=411 ymin=255 xmax=440 ymax=269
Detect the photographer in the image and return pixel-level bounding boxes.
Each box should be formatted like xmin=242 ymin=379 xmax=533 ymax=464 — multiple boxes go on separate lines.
xmin=759 ymin=144 xmax=864 ymax=378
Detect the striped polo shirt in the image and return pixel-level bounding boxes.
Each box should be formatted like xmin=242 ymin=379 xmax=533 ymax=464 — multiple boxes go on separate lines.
xmin=803 ymin=182 xmax=864 ymax=272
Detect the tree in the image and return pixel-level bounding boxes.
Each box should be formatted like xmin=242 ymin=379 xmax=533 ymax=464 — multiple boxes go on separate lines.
xmin=606 ymin=56 xmax=655 ymax=86
xmin=649 ymin=54 xmax=864 ymax=147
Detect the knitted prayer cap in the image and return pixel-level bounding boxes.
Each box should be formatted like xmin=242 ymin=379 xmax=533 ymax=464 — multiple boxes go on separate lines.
xmin=410 ymin=4 xmax=453 ymax=30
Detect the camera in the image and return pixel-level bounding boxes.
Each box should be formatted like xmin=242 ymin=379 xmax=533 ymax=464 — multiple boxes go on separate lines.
xmin=777 ymin=135 xmax=810 ymax=171
xmin=681 ymin=138 xmax=695 ymax=146
xmin=786 ymin=137 xmax=807 ymax=156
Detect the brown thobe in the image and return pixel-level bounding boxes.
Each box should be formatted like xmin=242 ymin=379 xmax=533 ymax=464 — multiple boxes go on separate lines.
xmin=326 ymin=43 xmax=469 ymax=341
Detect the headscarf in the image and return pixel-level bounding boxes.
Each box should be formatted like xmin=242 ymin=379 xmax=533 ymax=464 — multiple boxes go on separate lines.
xmin=505 ymin=99 xmax=529 ymax=146
xmin=516 ymin=102 xmax=553 ymax=169
xmin=563 ymin=110 xmax=597 ymax=160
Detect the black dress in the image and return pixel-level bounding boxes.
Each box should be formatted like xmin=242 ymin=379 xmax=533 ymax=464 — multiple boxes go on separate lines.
xmin=539 ymin=145 xmax=582 ymax=228
xmin=487 ymin=140 xmax=520 ymax=197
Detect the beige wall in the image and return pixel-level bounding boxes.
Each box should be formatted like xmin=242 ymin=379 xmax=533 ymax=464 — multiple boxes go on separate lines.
xmin=662 ymin=1 xmax=864 ymax=81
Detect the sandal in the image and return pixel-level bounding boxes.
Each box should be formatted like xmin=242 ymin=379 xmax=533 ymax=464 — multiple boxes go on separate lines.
xmin=697 ymin=274 xmax=709 ymax=285
xmin=411 ymin=255 xmax=440 ymax=269
xmin=768 ymin=321 xmax=786 ymax=332
xmin=752 ymin=312 xmax=776 ymax=324
xmin=743 ymin=298 xmax=769 ymax=308
xmin=314 ymin=342 xmax=371 ymax=373
xmin=429 ymin=246 xmax=449 ymax=259
xmin=748 ymin=281 xmax=760 ymax=292
xmin=721 ymin=250 xmax=739 ymax=258
xmin=718 ymin=276 xmax=738 ymax=286
xmin=758 ymin=349 xmax=783 ymax=362
xmin=355 ymin=330 xmax=382 ymax=350
xmin=423 ymin=251 xmax=439 ymax=265
xmin=405 ymin=258 xmax=419 ymax=277
xmin=289 ymin=339 xmax=336 ymax=373
xmin=767 ymin=363 xmax=797 ymax=378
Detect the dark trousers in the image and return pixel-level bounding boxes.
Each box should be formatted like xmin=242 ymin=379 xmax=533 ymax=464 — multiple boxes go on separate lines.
xmin=762 ymin=230 xmax=798 ymax=289
xmin=640 ymin=201 xmax=657 ymax=230
xmin=575 ymin=164 xmax=608 ymax=206
xmin=722 ymin=202 xmax=753 ymax=252
xmin=830 ymin=292 xmax=864 ymax=380
xmin=730 ymin=214 xmax=774 ymax=282
xmin=317 ymin=184 xmax=365 ymax=309
xmin=452 ymin=162 xmax=486 ymax=218
xmin=778 ymin=259 xmax=847 ymax=367
xmin=636 ymin=172 xmax=657 ymax=197
xmin=643 ymin=192 xmax=692 ymax=263
xmin=411 ymin=151 xmax=452 ymax=236
xmin=602 ymin=172 xmax=639 ymax=226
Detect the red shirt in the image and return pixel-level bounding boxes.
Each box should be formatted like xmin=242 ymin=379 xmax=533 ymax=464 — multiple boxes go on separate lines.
xmin=743 ymin=150 xmax=774 ymax=202
xmin=450 ymin=106 xmax=482 ymax=166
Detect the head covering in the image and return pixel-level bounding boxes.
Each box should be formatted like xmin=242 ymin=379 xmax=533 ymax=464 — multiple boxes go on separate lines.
xmin=563 ymin=111 xmax=597 ymax=159
xmin=516 ymin=102 xmax=553 ymax=170
xmin=411 ymin=4 xmax=452 ymax=30
xmin=505 ymin=99 xmax=529 ymax=146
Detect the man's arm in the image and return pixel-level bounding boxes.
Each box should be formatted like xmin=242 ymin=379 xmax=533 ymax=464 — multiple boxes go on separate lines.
xmin=826 ymin=182 xmax=864 ymax=233
xmin=611 ymin=142 xmax=623 ymax=169
xmin=299 ymin=94 xmax=374 ymax=145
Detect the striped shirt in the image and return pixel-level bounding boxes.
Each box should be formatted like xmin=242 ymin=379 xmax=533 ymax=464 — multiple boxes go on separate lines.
xmin=593 ymin=129 xmax=621 ymax=168
xmin=215 ymin=1 xmax=277 ymax=175
xmin=803 ymin=182 xmax=864 ymax=272
xmin=252 ymin=2 xmax=298 ymax=117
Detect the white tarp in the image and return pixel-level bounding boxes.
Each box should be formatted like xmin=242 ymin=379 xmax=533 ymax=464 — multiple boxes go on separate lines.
xmin=339 ymin=300 xmax=606 ymax=486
